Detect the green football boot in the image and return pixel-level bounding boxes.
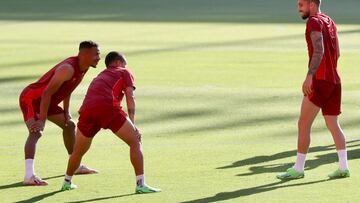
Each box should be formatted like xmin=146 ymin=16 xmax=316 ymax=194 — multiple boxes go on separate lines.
xmin=61 ymin=182 xmax=77 ymax=191
xmin=276 ymin=167 xmax=304 ymax=180
xmin=135 ymin=184 xmax=161 ymax=194
xmin=328 ymin=169 xmax=350 ymax=179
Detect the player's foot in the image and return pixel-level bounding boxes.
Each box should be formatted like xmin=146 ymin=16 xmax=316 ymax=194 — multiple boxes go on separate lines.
xmin=23 ymin=175 xmax=48 ymax=186
xmin=61 ymin=182 xmax=77 ymax=191
xmin=276 ymin=167 xmax=304 ymax=180
xmin=328 ymin=169 xmax=350 ymax=179
xmin=135 ymin=184 xmax=161 ymax=194
xmin=74 ymin=164 xmax=98 ymax=175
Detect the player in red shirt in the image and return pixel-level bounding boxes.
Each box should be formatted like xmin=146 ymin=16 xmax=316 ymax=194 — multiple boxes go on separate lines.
xmin=277 ymin=0 xmax=349 ymax=179
xmin=19 ymin=41 xmax=100 ymax=186
xmin=61 ymin=52 xmax=161 ymax=193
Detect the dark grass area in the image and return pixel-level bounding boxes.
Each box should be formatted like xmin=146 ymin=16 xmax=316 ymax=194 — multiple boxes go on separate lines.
xmin=0 ymin=0 xmax=359 ymax=24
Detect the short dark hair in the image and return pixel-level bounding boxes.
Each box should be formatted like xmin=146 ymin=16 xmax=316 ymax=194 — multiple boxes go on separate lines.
xmin=105 ymin=51 xmax=126 ymax=67
xmin=79 ymin=40 xmax=98 ymax=50
xmin=310 ymin=0 xmax=321 ymax=6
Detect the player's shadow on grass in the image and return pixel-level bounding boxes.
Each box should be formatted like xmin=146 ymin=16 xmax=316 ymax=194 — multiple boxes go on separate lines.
xmin=67 ymin=193 xmax=136 ymax=203
xmin=14 ymin=191 xmax=135 ymax=203
xmin=182 ymin=179 xmax=336 ymax=203
xmin=217 ymin=140 xmax=360 ymax=177
xmin=0 ymin=174 xmax=63 ymax=190
xmin=14 ymin=190 xmax=63 ymax=203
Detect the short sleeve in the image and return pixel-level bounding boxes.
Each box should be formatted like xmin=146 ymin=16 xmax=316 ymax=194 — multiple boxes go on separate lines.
xmin=123 ymin=69 xmax=136 ymax=90
xmin=307 ymin=17 xmax=322 ymax=32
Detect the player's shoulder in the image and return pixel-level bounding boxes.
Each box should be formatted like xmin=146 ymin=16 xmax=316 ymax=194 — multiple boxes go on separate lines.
xmin=306 ymin=15 xmax=323 ymax=31
xmin=61 ymin=56 xmax=79 ymax=69
xmin=307 ymin=15 xmax=320 ymax=25
xmin=120 ymin=67 xmax=134 ymax=77
xmin=56 ymin=62 xmax=75 ymax=77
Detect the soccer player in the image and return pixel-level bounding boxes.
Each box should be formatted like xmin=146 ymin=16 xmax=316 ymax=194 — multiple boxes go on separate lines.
xmin=19 ymin=41 xmax=100 ymax=186
xmin=277 ymin=0 xmax=349 ymax=180
xmin=61 ymin=51 xmax=161 ymax=193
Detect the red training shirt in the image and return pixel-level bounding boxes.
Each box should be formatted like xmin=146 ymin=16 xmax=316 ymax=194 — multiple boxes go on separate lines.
xmin=306 ymin=13 xmax=340 ymax=84
xmin=79 ymin=66 xmax=135 ymax=112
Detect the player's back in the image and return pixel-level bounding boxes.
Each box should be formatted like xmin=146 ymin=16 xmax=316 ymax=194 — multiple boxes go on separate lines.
xmin=80 ymin=66 xmax=134 ymax=111
xmin=21 ymin=56 xmax=84 ymax=103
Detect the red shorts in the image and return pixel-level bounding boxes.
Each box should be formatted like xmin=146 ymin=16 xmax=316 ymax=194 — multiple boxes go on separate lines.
xmin=77 ymin=106 xmax=127 ymax=138
xmin=308 ymin=80 xmax=341 ymax=116
xmin=19 ymin=91 xmax=64 ymax=122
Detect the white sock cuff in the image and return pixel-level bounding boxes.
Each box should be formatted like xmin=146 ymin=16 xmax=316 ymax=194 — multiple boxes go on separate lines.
xmin=136 ymin=174 xmax=144 ymax=180
xmin=337 ymin=149 xmax=347 ymax=155
xmin=25 ymin=159 xmax=34 ymax=164
xmin=64 ymin=174 xmax=73 ymax=182
xmin=297 ymin=152 xmax=307 ymax=157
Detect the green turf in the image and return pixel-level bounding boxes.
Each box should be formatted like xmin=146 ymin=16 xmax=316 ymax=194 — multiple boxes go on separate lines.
xmin=1 ymin=0 xmax=360 ymax=202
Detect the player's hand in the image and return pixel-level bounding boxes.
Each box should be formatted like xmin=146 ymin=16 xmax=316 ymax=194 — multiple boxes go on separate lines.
xmin=302 ymin=75 xmax=313 ymax=96
xmin=64 ymin=112 xmax=72 ymax=127
xmin=35 ymin=120 xmax=45 ymax=132
xmin=26 ymin=119 xmax=45 ymax=133
xmin=135 ymin=127 xmax=142 ymax=142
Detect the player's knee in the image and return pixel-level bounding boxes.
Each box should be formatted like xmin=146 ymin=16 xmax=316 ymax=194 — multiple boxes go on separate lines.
xmin=29 ymin=131 xmax=42 ymax=140
xmin=128 ymin=137 xmax=141 ymax=149
xmin=71 ymin=151 xmax=83 ymax=159
xmin=65 ymin=120 xmax=76 ymax=131
xmin=326 ymin=122 xmax=341 ymax=134
xmin=298 ymin=118 xmax=311 ymax=129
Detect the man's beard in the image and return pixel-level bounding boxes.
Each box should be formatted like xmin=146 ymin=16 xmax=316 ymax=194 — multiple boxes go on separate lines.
xmin=301 ymin=11 xmax=310 ymax=20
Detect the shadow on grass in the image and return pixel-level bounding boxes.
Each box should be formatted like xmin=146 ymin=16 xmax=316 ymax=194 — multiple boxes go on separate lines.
xmin=14 ymin=190 xmax=63 ymax=203
xmin=0 ymin=182 xmax=23 ymax=190
xmin=182 ymin=179 xmax=336 ymax=203
xmin=216 ymin=140 xmax=360 ymax=177
xmin=0 ymin=58 xmax=59 ymax=70
xmin=0 ymin=120 xmax=23 ymax=127
xmin=0 ymin=75 xmax=39 ymax=84
xmin=0 ymin=0 xmax=359 ymax=24
xmin=0 ymin=174 xmax=63 ymax=190
xmin=67 ymin=193 xmax=136 ymax=203
xmin=126 ymin=27 xmax=358 ymax=57
xmin=0 ymin=106 xmax=21 ymax=114
xmin=137 ymin=108 xmax=219 ymax=125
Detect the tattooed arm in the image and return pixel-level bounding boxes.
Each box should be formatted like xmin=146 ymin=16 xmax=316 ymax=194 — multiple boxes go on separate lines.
xmin=302 ymin=31 xmax=324 ymax=96
xmin=307 ymin=31 xmax=324 ymax=76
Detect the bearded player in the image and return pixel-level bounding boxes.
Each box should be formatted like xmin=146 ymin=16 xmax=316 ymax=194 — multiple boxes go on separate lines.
xmin=61 ymin=51 xmax=161 ymax=193
xmin=277 ymin=0 xmax=350 ymax=179
xmin=19 ymin=41 xmax=100 ymax=186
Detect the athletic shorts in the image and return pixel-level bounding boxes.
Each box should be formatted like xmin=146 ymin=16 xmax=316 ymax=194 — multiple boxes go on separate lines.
xmin=77 ymin=106 xmax=127 ymax=138
xmin=19 ymin=91 xmax=64 ymax=122
xmin=308 ymin=80 xmax=341 ymax=116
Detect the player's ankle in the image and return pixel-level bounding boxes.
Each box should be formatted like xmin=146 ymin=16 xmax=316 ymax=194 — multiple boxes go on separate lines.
xmin=136 ymin=174 xmax=145 ymax=187
xmin=64 ymin=174 xmax=73 ymax=183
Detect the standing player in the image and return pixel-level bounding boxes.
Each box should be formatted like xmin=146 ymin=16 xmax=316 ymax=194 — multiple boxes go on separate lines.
xmin=19 ymin=41 xmax=100 ymax=186
xmin=61 ymin=52 xmax=161 ymax=193
xmin=277 ymin=0 xmax=350 ymax=179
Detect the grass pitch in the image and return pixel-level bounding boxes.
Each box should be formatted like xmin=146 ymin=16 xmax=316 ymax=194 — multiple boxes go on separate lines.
xmin=0 ymin=0 xmax=360 ymax=202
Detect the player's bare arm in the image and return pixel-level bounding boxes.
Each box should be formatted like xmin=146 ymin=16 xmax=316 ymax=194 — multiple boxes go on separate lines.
xmin=302 ymin=31 xmax=324 ymax=96
xmin=125 ymin=86 xmax=141 ymax=140
xmin=308 ymin=31 xmax=324 ymax=75
xmin=336 ymin=37 xmax=340 ymax=58
xmin=125 ymin=86 xmax=136 ymax=124
xmin=37 ymin=64 xmax=75 ymax=131
xmin=63 ymin=95 xmax=72 ymax=126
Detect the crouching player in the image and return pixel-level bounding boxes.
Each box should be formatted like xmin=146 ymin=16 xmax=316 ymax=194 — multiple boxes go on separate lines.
xmin=61 ymin=51 xmax=161 ymax=193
